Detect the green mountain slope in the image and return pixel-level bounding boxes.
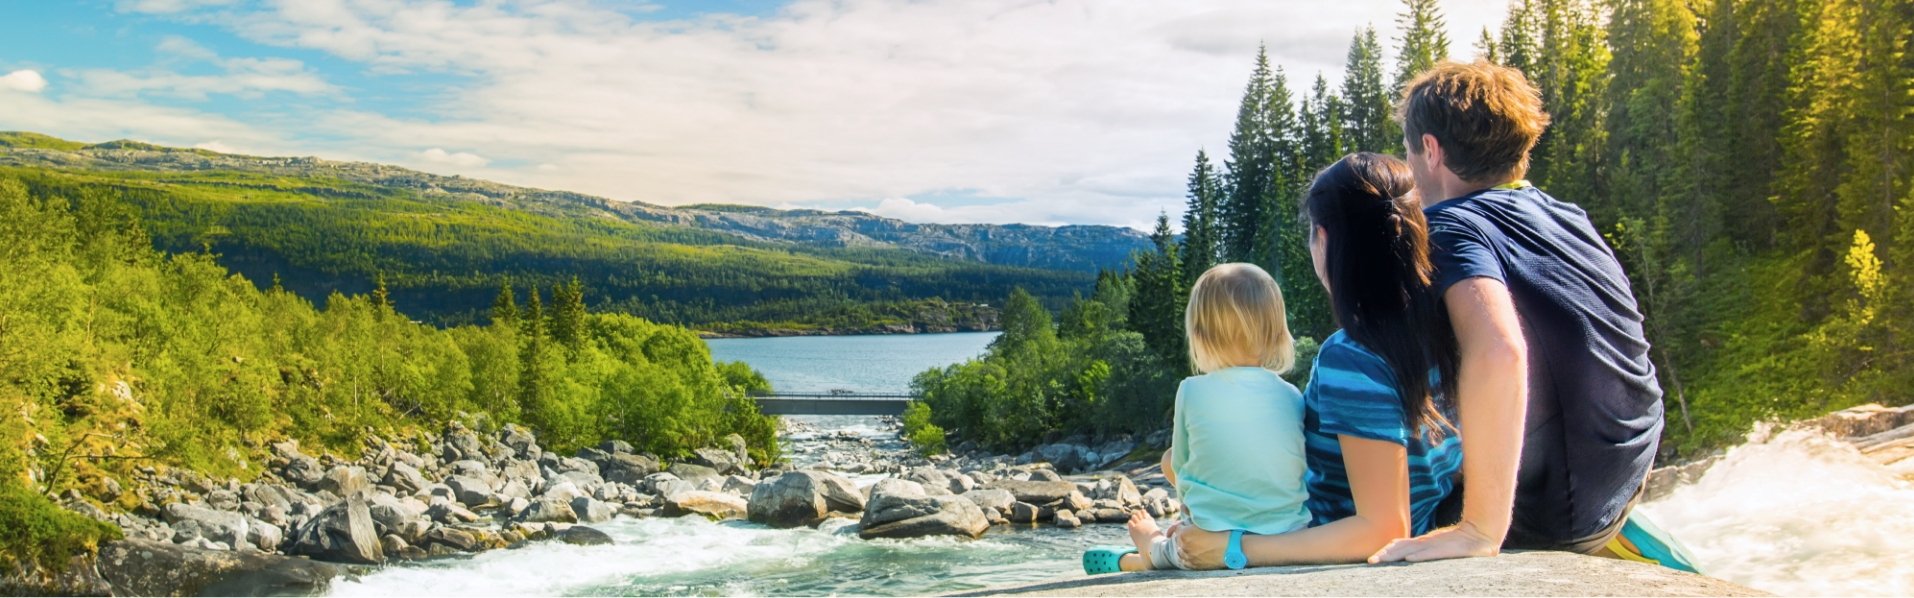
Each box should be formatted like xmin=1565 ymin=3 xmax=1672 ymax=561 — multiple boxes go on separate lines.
xmin=0 ymin=132 xmax=1139 ymax=332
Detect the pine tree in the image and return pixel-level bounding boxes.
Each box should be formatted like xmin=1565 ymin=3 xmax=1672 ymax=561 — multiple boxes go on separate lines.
xmin=371 ymin=272 xmax=394 ymax=314
xmin=1341 ymin=26 xmax=1396 ymax=154
xmin=1775 ymin=0 xmax=1866 ymax=316
xmin=1221 ymin=45 xmax=1277 ymax=263
xmin=1721 ymin=0 xmax=1810 ymax=248
xmin=549 ymin=276 xmax=587 ymax=349
xmin=1477 ymin=26 xmax=1500 ymax=62
xmin=1251 ymin=66 xmax=1303 ymax=279
xmin=1300 ymin=73 xmax=1347 ymax=171
xmin=521 ymin=287 xmax=544 ymax=340
xmin=1605 ymin=0 xmax=1699 ymax=227
xmin=1394 ymin=0 xmax=1453 ymax=92
xmin=1179 ymin=150 xmax=1223 ymax=286
xmin=1130 ymin=213 xmax=1186 ymax=369
xmin=1497 ymin=0 xmax=1541 ymax=75
xmin=492 ymin=280 xmax=519 ymax=328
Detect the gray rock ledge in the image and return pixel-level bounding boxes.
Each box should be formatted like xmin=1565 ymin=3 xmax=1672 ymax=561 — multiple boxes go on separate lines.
xmin=954 ymin=551 xmax=1765 ymax=597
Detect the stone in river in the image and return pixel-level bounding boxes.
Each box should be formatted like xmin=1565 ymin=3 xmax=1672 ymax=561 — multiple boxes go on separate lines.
xmin=747 ymin=471 xmax=862 ymax=528
xmin=960 ymin=488 xmax=1015 ymax=512
xmin=515 ymin=495 xmax=578 ymax=524
xmin=1054 ymin=509 xmax=1082 ymax=528
xmin=857 ymin=478 xmax=988 ymax=540
xmin=557 ymin=526 xmax=615 ymax=546
xmin=663 ymin=490 xmax=748 ymax=520
xmin=990 ymin=480 xmax=1077 ymax=505
xmin=287 ymin=493 xmax=383 ymax=564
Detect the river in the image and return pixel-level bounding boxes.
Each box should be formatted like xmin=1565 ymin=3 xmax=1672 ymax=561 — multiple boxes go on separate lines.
xmin=329 ymin=332 xmax=1910 ymax=596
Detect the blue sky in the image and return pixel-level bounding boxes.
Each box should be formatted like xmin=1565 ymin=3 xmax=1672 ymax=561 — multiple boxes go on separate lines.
xmin=0 ymin=0 xmax=1505 ymax=229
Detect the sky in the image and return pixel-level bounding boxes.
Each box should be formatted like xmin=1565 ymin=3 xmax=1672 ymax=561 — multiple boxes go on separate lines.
xmin=0 ymin=0 xmax=1509 ymax=230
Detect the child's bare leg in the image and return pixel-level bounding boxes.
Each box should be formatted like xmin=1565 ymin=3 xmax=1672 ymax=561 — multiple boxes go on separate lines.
xmin=1159 ymin=449 xmax=1177 ymax=487
xmin=1125 ymin=509 xmax=1164 ymax=571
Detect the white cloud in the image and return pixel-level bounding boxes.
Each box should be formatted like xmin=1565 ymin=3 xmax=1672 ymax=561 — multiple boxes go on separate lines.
xmin=156 ymin=35 xmax=220 ymax=61
xmin=33 ymin=0 xmax=1512 ymax=227
xmin=116 ymin=0 xmax=236 ymax=15
xmin=419 ymin=148 xmax=489 ymax=168
xmin=0 ymin=70 xmax=48 ymax=94
xmin=72 ymin=43 xmax=334 ymax=100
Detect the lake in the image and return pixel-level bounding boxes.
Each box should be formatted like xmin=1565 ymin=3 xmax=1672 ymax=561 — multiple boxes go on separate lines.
xmin=706 ymin=331 xmax=999 ymax=393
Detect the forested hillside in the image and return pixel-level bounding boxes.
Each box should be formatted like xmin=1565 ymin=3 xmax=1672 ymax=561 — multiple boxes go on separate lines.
xmin=0 ymin=134 xmax=1145 ymax=332
xmin=0 ymin=173 xmax=783 ymax=565
xmin=916 ymin=0 xmax=1914 ymax=460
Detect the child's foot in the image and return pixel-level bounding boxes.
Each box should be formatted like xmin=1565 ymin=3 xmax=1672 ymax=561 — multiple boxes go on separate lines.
xmin=1127 ymin=509 xmax=1164 ymax=569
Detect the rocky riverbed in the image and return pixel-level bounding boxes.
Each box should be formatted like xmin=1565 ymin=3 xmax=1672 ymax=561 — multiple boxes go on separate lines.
xmin=9 ymin=416 xmax=1178 ymax=596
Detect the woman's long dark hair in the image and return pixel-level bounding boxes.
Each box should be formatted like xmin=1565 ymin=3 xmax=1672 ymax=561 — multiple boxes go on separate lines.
xmin=1303 ymin=152 xmax=1459 ymax=437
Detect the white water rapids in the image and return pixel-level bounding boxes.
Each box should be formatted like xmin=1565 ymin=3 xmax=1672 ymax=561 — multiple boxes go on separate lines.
xmin=330 ymin=419 xmax=1912 ymax=596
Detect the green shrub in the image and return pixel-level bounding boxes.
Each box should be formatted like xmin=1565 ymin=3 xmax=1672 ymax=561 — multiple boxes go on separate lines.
xmin=908 ymin=423 xmax=948 ymax=456
xmin=0 ymin=482 xmax=121 ymax=573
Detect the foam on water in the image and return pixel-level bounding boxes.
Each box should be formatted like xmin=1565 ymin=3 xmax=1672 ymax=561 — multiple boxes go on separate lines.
xmin=331 ymin=516 xmax=1122 ymax=596
xmin=1640 ymin=427 xmax=1914 ymax=596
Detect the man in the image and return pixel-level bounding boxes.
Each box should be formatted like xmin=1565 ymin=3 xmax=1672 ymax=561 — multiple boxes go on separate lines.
xmin=1174 ymin=61 xmax=1664 ymax=565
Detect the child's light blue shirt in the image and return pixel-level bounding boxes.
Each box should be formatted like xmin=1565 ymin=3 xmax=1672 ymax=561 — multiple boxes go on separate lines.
xmin=1171 ymin=366 xmax=1312 ymax=536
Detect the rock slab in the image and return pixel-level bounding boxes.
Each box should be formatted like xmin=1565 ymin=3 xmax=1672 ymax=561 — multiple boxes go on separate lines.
xmin=956 ymin=551 xmax=1765 ymax=597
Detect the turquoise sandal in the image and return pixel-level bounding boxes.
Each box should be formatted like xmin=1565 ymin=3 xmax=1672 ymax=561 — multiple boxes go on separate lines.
xmin=1082 ymin=545 xmax=1136 ymax=575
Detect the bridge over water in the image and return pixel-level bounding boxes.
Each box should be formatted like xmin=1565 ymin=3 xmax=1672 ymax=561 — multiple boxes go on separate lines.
xmin=750 ymin=391 xmax=916 ymax=416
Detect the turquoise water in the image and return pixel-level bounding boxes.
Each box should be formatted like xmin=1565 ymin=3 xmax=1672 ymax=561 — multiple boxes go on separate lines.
xmin=706 ymin=332 xmax=998 ymax=393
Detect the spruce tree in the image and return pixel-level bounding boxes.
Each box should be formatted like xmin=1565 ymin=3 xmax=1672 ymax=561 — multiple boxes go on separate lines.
xmin=1221 ymin=45 xmax=1277 ymax=263
xmin=1341 ymin=26 xmax=1396 ymax=154
xmin=1129 ymin=213 xmax=1186 ymax=369
xmin=492 ymin=281 xmax=518 ymax=328
xmin=371 ymin=272 xmax=394 ymax=314
xmin=549 ymin=276 xmax=587 ymax=349
xmin=1394 ymin=0 xmax=1453 ymax=92
xmin=1300 ymin=73 xmax=1347 ymax=170
xmin=1179 ymin=150 xmax=1223 ymax=286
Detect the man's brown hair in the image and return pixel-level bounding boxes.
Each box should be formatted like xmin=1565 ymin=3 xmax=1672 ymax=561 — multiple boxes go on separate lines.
xmin=1397 ymin=60 xmax=1551 ymax=185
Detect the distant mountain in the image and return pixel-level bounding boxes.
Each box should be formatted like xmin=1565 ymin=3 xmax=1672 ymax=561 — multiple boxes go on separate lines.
xmin=0 ymin=131 xmax=1145 ymax=333
xmin=0 ymin=132 xmax=1148 ymax=272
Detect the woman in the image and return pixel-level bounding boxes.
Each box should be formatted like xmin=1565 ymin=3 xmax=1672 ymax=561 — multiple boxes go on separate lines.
xmin=1168 ymin=152 xmax=1464 ymax=567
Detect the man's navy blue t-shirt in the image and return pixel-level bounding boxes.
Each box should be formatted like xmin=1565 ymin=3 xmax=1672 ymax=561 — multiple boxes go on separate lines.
xmin=1424 ymin=183 xmax=1664 ymax=547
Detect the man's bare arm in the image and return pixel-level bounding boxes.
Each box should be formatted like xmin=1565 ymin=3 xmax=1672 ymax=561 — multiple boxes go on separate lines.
xmin=1370 ymin=277 xmax=1528 ymax=562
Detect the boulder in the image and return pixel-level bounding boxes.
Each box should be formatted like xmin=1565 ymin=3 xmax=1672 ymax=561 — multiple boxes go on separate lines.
xmin=1112 ymin=476 xmax=1143 ymax=507
xmin=160 ymin=503 xmax=250 ymax=549
xmin=557 ymin=526 xmax=614 ymax=546
xmin=960 ymin=488 xmax=1016 ymax=512
xmin=1054 ymin=509 xmax=1082 ymax=528
xmin=93 ymin=540 xmax=348 ymax=597
xmin=381 ymin=462 xmax=429 ymax=495
xmin=599 ymin=439 xmax=635 ymax=454
xmin=1063 ymin=491 xmax=1093 ymax=512
xmin=991 ymin=480 xmax=1077 ymax=505
xmin=857 ymin=478 xmax=989 ymax=539
xmin=570 ymin=497 xmax=616 ymax=523
xmin=1007 ymin=502 xmax=1045 ymax=524
xmin=689 ymin=448 xmax=746 ymax=477
xmin=499 ymin=424 xmax=540 ymax=459
xmin=667 ymin=462 xmax=722 ymax=486
xmin=516 ymin=496 xmax=578 ymax=524
xmin=419 ymin=527 xmax=481 ymax=552
xmin=1028 ymin=469 xmax=1064 ymax=482
xmin=722 ymin=475 xmax=758 ymax=496
xmin=446 ymin=475 xmax=496 ymax=509
xmin=904 ymin=468 xmax=954 ymax=496
xmin=317 ymin=466 xmax=369 ymax=497
xmin=426 ymin=498 xmax=481 ymax=524
xmin=598 ymin=453 xmax=660 ymax=485
xmin=663 ymin=490 xmax=748 ymax=520
xmin=286 ymin=494 xmax=382 ymax=564
xmin=746 ymin=471 xmax=862 ymax=528
xmin=365 ymin=494 xmax=429 ymax=542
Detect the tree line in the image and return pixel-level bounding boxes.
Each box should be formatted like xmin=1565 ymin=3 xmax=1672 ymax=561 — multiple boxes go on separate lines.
xmin=916 ymin=0 xmax=1914 ymax=460
xmin=0 ymin=174 xmax=781 ymax=568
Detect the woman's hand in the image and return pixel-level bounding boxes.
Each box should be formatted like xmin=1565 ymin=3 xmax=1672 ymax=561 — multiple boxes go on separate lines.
xmin=1168 ymin=522 xmax=1228 ymax=570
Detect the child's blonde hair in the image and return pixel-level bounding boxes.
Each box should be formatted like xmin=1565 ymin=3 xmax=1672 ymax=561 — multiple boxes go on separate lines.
xmin=1185 ymin=263 xmax=1295 ymax=374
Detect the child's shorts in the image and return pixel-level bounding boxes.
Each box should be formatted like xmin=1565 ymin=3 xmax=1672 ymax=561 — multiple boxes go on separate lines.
xmin=1148 ymin=534 xmax=1189 ymax=570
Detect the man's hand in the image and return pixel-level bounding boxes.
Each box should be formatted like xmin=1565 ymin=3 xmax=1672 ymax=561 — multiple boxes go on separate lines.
xmin=1368 ymin=520 xmax=1501 ymax=563
xmin=1167 ymin=521 xmax=1226 ymax=570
